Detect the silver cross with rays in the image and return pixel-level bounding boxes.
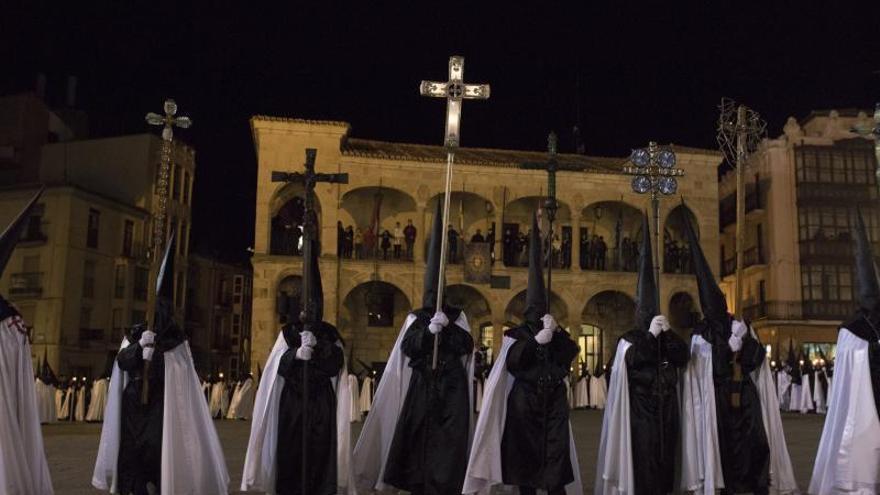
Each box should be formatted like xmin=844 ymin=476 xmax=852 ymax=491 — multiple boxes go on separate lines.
xmin=420 ymin=56 xmax=490 ymax=148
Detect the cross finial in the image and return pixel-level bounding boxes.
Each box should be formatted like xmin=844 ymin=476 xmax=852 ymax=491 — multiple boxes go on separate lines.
xmin=146 ymin=98 xmax=192 ymax=142
xmin=420 ymin=56 xmax=491 ymax=148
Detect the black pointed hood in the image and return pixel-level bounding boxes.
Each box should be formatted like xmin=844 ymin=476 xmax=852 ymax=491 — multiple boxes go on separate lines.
xmin=786 ymin=339 xmax=797 ymax=368
xmin=156 ymin=232 xmax=176 ymax=303
xmin=40 ymin=348 xmax=57 ymax=385
xmin=0 ymin=187 xmax=43 ymax=280
xmin=635 ymin=212 xmax=658 ymax=332
xmin=853 ymin=208 xmax=880 ymax=313
xmin=524 ymin=212 xmax=547 ymax=325
xmin=305 ymin=224 xmax=324 ymax=322
xmin=422 ymin=200 xmax=445 ymax=309
xmin=682 ymin=204 xmax=727 ymax=323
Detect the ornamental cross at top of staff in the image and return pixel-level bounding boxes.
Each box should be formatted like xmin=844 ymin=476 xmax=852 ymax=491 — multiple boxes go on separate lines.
xmin=420 ymin=55 xmax=491 ymax=148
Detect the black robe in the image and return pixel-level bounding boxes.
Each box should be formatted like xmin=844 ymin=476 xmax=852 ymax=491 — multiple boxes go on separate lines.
xmin=620 ymin=329 xmax=689 ymax=495
xmin=384 ymin=307 xmax=474 ymax=495
xmin=116 ymin=324 xmax=185 ymax=495
xmin=841 ymin=313 xmax=880 ymax=420
xmin=501 ymin=324 xmax=579 ymax=491
xmin=276 ymin=321 xmax=344 ymax=495
xmin=693 ymin=317 xmax=770 ymax=495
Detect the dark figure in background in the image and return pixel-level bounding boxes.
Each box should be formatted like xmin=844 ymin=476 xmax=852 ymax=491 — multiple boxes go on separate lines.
xmin=404 ymin=220 xmax=417 ymax=260
xmin=487 ymin=226 xmax=496 ymax=264
xmin=590 ymin=235 xmax=600 ymax=269
xmin=337 ymin=221 xmax=344 ymax=257
xmin=380 ymin=229 xmax=392 ymax=260
xmin=470 ymin=229 xmax=485 ymax=243
xmin=448 ymin=226 xmax=459 ymax=264
xmin=116 ymin=322 xmax=185 ymax=495
xmin=579 ymin=231 xmax=589 ymax=269
xmin=518 ymin=231 xmax=528 ymax=266
xmin=621 ymin=238 xmax=632 ymax=271
xmin=596 ymin=236 xmax=607 ymax=271
xmin=561 ymin=230 xmax=571 ymax=269
xmin=354 ymin=228 xmax=364 ymax=259
xmin=503 ymin=229 xmax=514 ymax=266
xmin=276 ymin=320 xmax=344 ymax=495
xmin=393 ymin=222 xmax=403 ymax=260
xmin=344 ymin=226 xmax=354 ymax=258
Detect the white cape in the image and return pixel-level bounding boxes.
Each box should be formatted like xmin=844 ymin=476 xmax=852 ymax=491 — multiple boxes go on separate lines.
xmin=241 ymin=331 xmax=354 ymax=494
xmin=54 ymin=388 xmax=64 ymax=419
xmin=86 ymin=378 xmax=109 ymax=422
xmin=358 ymin=376 xmax=373 ymax=413
xmin=813 ymin=372 xmax=827 ymax=415
xmin=74 ymin=385 xmax=86 ymax=421
xmin=680 ymin=333 xmax=798 ymax=494
xmin=227 ymin=378 xmax=256 ymax=420
xmin=777 ymin=371 xmax=792 ymax=411
xmin=92 ymin=339 xmax=230 ymax=493
xmin=462 ymin=335 xmax=583 ymax=495
xmin=797 ymin=376 xmax=814 ymax=414
xmin=0 ymin=318 xmax=53 ymax=494
xmin=209 ymin=381 xmax=228 ymax=418
xmin=809 ymin=328 xmax=880 ymax=495
xmin=590 ymin=374 xmax=607 ymax=409
xmin=594 ymin=339 xmax=634 ymax=495
xmin=352 ymin=311 xmax=474 ymax=492
xmin=575 ymin=376 xmax=589 ymax=408
xmin=35 ymin=379 xmax=57 ymax=424
xmin=348 ymin=374 xmax=361 ymax=423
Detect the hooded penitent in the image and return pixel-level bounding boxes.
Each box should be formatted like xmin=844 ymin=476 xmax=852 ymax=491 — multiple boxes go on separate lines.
xmin=596 ymin=211 xmax=689 ymax=495
xmin=0 ymin=188 xmax=53 ymax=494
xmin=682 ymin=206 xmax=727 ymax=326
xmin=381 ymin=197 xmax=475 ymax=494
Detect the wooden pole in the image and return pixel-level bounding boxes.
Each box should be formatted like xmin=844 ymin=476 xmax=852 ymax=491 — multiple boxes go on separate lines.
xmin=735 ymin=105 xmax=747 ymax=319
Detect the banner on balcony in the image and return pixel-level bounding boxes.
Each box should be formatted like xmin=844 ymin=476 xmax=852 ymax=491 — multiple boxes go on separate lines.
xmin=464 ymin=242 xmax=492 ymax=284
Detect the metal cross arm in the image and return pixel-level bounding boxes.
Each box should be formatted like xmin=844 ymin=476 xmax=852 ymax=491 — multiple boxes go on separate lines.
xmin=420 ymin=55 xmax=490 ymax=148
xmin=146 ymin=99 xmax=192 ymax=142
xmin=271 ymin=170 xmax=350 ymax=185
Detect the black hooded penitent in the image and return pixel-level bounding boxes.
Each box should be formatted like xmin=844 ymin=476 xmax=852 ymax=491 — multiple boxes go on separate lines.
xmin=384 ymin=198 xmax=474 ymax=495
xmin=0 ymin=188 xmax=43 ymax=321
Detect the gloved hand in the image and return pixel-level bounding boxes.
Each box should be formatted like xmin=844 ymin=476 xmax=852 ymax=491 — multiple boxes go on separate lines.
xmin=300 ymin=330 xmax=317 ymax=348
xmin=728 ymin=335 xmax=743 ymax=353
xmin=139 ymin=330 xmax=156 ymax=360
xmin=296 ymin=346 xmax=314 ymax=361
xmin=731 ymin=319 xmax=749 ymax=339
xmin=428 ymin=311 xmax=449 ymax=335
xmin=649 ymin=315 xmax=670 ymax=338
xmin=541 ymin=314 xmax=557 ymax=332
xmin=535 ymin=327 xmax=554 ymax=345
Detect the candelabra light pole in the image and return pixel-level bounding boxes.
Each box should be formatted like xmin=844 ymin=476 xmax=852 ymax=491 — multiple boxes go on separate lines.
xmin=623 ymin=142 xmax=684 ymax=307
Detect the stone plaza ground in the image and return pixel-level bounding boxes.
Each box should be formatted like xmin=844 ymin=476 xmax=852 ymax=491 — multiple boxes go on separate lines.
xmin=45 ymin=410 xmax=824 ymax=494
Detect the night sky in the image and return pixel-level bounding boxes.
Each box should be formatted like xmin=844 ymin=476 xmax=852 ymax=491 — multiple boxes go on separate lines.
xmin=3 ymin=4 xmax=879 ymax=262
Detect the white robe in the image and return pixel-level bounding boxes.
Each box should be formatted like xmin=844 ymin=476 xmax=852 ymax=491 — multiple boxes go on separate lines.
xmin=209 ymin=381 xmax=227 ymax=418
xmin=809 ymin=329 xmax=880 ymax=495
xmin=0 ymin=317 xmax=53 ymax=494
xmin=358 ymin=376 xmax=373 ymax=413
xmin=590 ymin=374 xmax=607 ymax=409
xmin=61 ymin=387 xmax=73 ymax=420
xmin=680 ymin=333 xmax=798 ymax=494
xmin=86 ymin=378 xmax=109 ymax=422
xmin=813 ymin=371 xmax=827 ymax=415
xmin=575 ymin=376 xmax=589 ymax=408
xmin=225 ymin=381 xmax=242 ymax=419
xmin=798 ymin=375 xmax=814 ymax=414
xmin=34 ymin=379 xmax=57 ymax=424
xmin=594 ymin=340 xmax=634 ymax=495
xmin=74 ymin=385 xmax=87 ymax=421
xmin=92 ymin=339 xmax=229 ymax=494
xmin=462 ymin=335 xmax=582 ymax=495
xmin=241 ymin=332 xmax=354 ymax=494
xmin=227 ymin=378 xmax=256 ymax=420
xmin=777 ymin=371 xmax=792 ymax=411
xmin=352 ymin=312 xmax=474 ymax=492
xmin=54 ymin=388 xmax=65 ymax=419
xmin=348 ymin=374 xmax=361 ymax=423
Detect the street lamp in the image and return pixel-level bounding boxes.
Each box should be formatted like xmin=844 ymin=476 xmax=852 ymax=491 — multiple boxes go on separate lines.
xmin=623 ymin=142 xmax=685 ymax=302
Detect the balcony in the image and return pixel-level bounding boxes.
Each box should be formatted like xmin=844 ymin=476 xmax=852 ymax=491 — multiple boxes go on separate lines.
xmin=9 ymin=272 xmax=43 ymax=297
xmin=719 ymin=185 xmax=765 ymax=229
xmin=121 ymin=242 xmax=149 ymax=262
xmin=742 ymin=300 xmax=855 ymax=322
xmin=721 ymin=246 xmax=766 ymax=277
xmin=796 ymin=183 xmax=875 ymax=205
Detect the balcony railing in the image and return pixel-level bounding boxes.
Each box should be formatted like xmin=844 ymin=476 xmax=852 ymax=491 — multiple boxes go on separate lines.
xmin=9 ymin=272 xmax=43 ymax=297
xmin=797 ymin=183 xmax=875 ymax=204
xmin=721 ymin=246 xmax=765 ymax=277
xmin=742 ymin=300 xmax=855 ymax=321
xmin=719 ymin=187 xmax=764 ymax=229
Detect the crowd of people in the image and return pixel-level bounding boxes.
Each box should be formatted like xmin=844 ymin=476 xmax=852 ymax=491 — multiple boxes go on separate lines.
xmin=336 ymin=219 xmax=419 ymax=261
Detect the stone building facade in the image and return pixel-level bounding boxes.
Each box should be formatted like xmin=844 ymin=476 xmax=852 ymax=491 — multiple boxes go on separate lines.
xmin=249 ymin=116 xmax=722 ymax=372
xmin=718 ymin=109 xmax=880 ymax=360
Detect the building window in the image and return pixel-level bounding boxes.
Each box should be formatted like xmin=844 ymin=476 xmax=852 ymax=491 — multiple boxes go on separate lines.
xmin=801 ymin=264 xmax=853 ymax=302
xmin=232 ymin=314 xmax=241 ymax=336
xmin=80 ymin=306 xmax=92 ymax=329
xmin=133 ymin=266 xmax=149 ymax=301
xmin=122 ymin=220 xmax=134 ymax=256
xmin=479 ymin=323 xmax=493 ymax=350
xmin=83 ymin=260 xmax=96 ymax=299
xmin=24 ymin=205 xmax=46 ymax=242
xmin=578 ymin=324 xmax=602 ymax=373
xmin=114 ymin=265 xmax=126 ymax=299
xmin=233 ymin=275 xmax=244 ymax=304
xmin=87 ymin=208 xmax=100 ymax=248
xmin=183 ymin=171 xmax=191 ymax=204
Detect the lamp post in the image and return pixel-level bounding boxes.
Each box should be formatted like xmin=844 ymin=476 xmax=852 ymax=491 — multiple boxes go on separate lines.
xmin=623 ymin=142 xmax=684 ymax=306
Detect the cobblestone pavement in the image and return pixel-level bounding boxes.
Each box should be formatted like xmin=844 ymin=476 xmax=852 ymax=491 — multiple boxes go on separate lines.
xmin=45 ymin=410 xmax=824 ymax=494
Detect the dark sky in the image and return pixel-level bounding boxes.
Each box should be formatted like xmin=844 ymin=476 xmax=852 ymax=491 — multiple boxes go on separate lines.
xmin=3 ymin=3 xmax=879 ymax=261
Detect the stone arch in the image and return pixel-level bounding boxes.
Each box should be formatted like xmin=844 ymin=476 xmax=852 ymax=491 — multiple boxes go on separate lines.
xmin=579 ymin=200 xmax=644 ymax=272
xmin=500 ymin=196 xmax=573 ymax=268
xmin=663 ymin=204 xmax=699 ymax=274
xmin=582 ymin=290 xmax=636 ymax=362
xmin=668 ymin=291 xmax=700 ymax=331
xmin=446 ymin=283 xmax=495 ymax=350
xmin=340 ymin=281 xmax=413 ymax=365
xmin=504 ymin=289 xmax=569 ymax=327
xmin=269 ymin=183 xmax=322 ymax=257
xmin=341 ymin=186 xmax=418 ymax=231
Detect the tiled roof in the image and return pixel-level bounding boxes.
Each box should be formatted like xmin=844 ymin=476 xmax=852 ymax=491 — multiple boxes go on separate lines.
xmin=251 ymin=115 xmax=351 ymax=128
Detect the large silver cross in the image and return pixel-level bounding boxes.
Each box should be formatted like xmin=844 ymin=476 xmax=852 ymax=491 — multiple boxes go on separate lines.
xmin=420 ymin=56 xmax=490 ymax=148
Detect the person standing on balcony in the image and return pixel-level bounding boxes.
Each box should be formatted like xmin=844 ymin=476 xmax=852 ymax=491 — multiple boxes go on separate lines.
xmin=344 ymin=225 xmax=354 ymax=258
xmin=448 ymin=225 xmax=460 ymax=264
xmin=404 ymin=219 xmax=416 ymax=260
xmin=354 ymin=228 xmax=364 ymax=260
xmin=393 ymin=222 xmax=403 ymax=260
xmin=380 ymin=229 xmax=392 ymax=260
xmin=470 ymin=228 xmax=485 ymax=243
xmin=596 ymin=236 xmax=607 ymax=270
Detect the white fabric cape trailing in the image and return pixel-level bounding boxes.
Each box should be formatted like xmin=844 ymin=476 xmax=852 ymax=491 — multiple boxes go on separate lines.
xmin=86 ymin=378 xmax=109 ymax=422
xmin=0 ymin=318 xmax=53 ymax=494
xmin=227 ymin=378 xmax=256 ymax=420
xmin=680 ymin=331 xmax=798 ymax=495
xmin=813 ymin=371 xmax=827 ymax=415
xmin=590 ymin=374 xmax=607 ymax=409
xmin=348 ymin=374 xmax=361 ymax=423
xmin=462 ymin=335 xmax=583 ymax=495
xmin=809 ymin=328 xmax=880 ymax=495
xmin=241 ymin=331 xmax=355 ymax=494
xmin=92 ymin=338 xmax=230 ymax=494
xmin=594 ymin=339 xmax=634 ymax=495
xmin=352 ymin=311 xmax=475 ymax=493
xmin=35 ymin=378 xmax=57 ymax=424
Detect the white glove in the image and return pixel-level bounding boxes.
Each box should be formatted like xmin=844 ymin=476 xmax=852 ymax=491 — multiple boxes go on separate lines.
xmin=728 ymin=335 xmax=743 ymax=353
xmin=139 ymin=330 xmax=156 ymax=348
xmin=142 ymin=347 xmax=155 ymax=361
xmin=649 ymin=315 xmax=670 ymax=338
xmin=731 ymin=319 xmax=748 ymax=339
xmin=428 ymin=311 xmax=449 ymax=335
xmin=535 ymin=328 xmax=554 ymax=345
xmin=299 ymin=330 xmax=317 ymax=348
xmin=541 ymin=314 xmax=557 ymax=332
xmin=296 ymin=346 xmax=313 ymax=361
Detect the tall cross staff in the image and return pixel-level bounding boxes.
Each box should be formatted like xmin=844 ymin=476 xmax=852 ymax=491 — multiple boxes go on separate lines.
xmin=141 ymin=99 xmax=191 ymax=405
xmin=271 ymin=149 xmax=348 ymax=494
xmin=521 ymin=132 xmax=582 ymax=300
xmin=420 ymin=55 xmax=490 ymax=369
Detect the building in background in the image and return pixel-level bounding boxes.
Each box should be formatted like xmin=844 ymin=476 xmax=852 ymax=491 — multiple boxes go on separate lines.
xmin=249 ymin=116 xmax=722 ymax=373
xmin=718 ymin=109 xmax=879 ymax=360
xmin=186 ymin=253 xmax=253 ymax=378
